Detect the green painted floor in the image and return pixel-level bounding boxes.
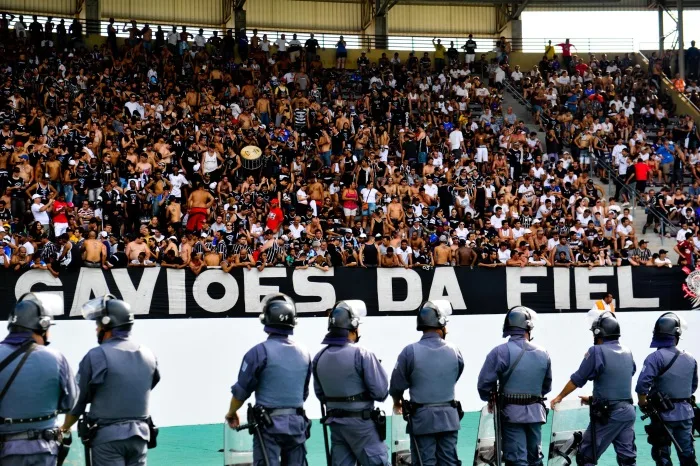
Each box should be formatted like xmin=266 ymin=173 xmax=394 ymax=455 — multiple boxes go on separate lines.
xmin=62 ymin=412 xmax=676 ymax=465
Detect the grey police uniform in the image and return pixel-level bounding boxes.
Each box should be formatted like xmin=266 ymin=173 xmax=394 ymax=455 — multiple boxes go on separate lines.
xmin=70 ymin=330 xmax=160 ymax=466
xmin=571 ymin=341 xmax=637 ymax=466
xmin=313 ymin=336 xmax=390 ymax=466
xmin=390 ymin=332 xmax=464 ymax=466
xmin=477 ymin=336 xmax=552 ymax=466
xmin=0 ymin=333 xmax=78 ymax=466
xmin=231 ymin=333 xmax=312 ymax=466
xmin=636 ymin=346 xmax=698 ymax=466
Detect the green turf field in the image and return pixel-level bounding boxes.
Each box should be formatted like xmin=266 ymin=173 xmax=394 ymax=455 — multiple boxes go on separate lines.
xmin=61 ymin=411 xmax=678 ymax=465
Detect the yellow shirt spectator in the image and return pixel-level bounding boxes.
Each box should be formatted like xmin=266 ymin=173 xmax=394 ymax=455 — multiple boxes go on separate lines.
xmin=433 ymin=39 xmax=446 ymax=60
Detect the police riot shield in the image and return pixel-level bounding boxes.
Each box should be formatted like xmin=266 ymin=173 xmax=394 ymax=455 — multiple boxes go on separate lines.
xmin=547 ymin=399 xmax=589 ymax=466
xmin=391 ymin=414 xmax=412 ymax=465
xmin=223 ymin=424 xmax=254 ymax=466
xmin=473 ymin=405 xmax=499 ymax=466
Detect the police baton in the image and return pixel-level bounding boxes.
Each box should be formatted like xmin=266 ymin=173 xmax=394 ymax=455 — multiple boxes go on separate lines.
xmin=588 ymin=400 xmax=597 ymax=465
xmin=400 ymin=399 xmax=424 ymax=466
xmin=319 ymin=401 xmax=331 ymax=466
xmin=235 ymin=403 xmax=271 ymax=466
xmin=642 ymin=406 xmax=684 ymax=453
xmin=490 ymin=391 xmax=503 ymax=466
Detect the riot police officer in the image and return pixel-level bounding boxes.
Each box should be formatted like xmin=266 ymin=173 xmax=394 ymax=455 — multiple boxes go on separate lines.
xmin=636 ymin=312 xmax=698 ymax=466
xmin=60 ymin=295 xmax=160 ymax=466
xmin=0 ymin=292 xmax=77 ymax=466
xmin=225 ymin=293 xmax=312 ymax=465
xmin=389 ymin=300 xmax=464 ymax=465
xmin=477 ymin=306 xmax=552 ymax=466
xmin=551 ymin=311 xmax=637 ymax=466
xmin=313 ymin=300 xmax=389 ymax=466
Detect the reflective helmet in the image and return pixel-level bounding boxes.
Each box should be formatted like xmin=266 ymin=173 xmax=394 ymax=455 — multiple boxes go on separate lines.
xmin=653 ymin=312 xmax=684 ymax=338
xmin=259 ymin=293 xmax=297 ymax=329
xmin=416 ymin=300 xmax=452 ymax=331
xmin=81 ymin=294 xmax=134 ymax=330
xmin=328 ymin=300 xmax=367 ymax=331
xmin=590 ymin=311 xmax=620 ymax=339
xmin=503 ymin=306 xmax=536 ymax=334
xmin=8 ymin=292 xmax=62 ymax=333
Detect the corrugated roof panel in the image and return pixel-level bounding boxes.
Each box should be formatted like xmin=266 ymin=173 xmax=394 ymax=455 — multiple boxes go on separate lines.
xmin=101 ymin=0 xmax=225 ymax=26
xmin=388 ymin=4 xmax=496 ymax=35
xmin=247 ymin=0 xmax=362 ymax=32
xmin=526 ymin=0 xmax=648 ymax=11
xmin=0 ymin=0 xmax=75 ymax=15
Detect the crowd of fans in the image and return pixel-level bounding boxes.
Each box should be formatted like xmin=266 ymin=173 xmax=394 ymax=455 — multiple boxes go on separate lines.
xmin=0 ymin=16 xmax=692 ymax=277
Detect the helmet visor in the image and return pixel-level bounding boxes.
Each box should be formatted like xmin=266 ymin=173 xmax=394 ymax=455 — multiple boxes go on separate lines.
xmin=431 ymin=300 xmax=453 ymax=317
xmin=81 ymin=296 xmax=108 ymax=321
xmin=22 ymin=292 xmax=64 ymax=317
xmin=343 ymin=300 xmax=367 ymax=319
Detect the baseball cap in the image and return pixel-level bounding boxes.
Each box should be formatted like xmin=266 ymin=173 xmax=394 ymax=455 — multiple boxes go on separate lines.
xmin=31 ymin=194 xmax=42 ymax=200
xmin=659 ymin=249 xmax=668 ymax=254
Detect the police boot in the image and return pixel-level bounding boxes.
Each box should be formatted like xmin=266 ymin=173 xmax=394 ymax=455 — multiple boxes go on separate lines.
xmin=616 ymin=455 xmax=636 ymax=466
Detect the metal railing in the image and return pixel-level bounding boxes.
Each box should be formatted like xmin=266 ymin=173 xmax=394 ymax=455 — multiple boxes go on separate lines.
xmin=0 ymin=12 xmax=636 ymax=54
xmin=637 ymin=50 xmax=700 ymax=117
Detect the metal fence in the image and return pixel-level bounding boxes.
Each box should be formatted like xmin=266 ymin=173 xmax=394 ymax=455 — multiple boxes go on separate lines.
xmin=0 ymin=12 xmax=636 ymax=54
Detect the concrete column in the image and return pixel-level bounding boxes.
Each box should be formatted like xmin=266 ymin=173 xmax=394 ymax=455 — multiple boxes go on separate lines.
xmin=234 ymin=8 xmax=246 ymax=34
xmin=509 ymin=18 xmax=522 ymax=52
xmin=678 ymin=0 xmax=685 ymax=79
xmin=658 ymin=5 xmax=664 ymax=56
xmin=85 ymin=0 xmax=99 ymax=35
xmin=374 ymin=13 xmax=388 ymax=50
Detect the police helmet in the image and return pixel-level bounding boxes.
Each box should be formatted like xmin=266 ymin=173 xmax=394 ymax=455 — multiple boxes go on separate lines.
xmin=8 ymin=292 xmax=63 ymax=333
xmin=328 ymin=300 xmax=367 ymax=331
xmin=590 ymin=311 xmax=620 ymax=339
xmin=503 ymin=306 xmax=536 ymax=334
xmin=259 ymin=293 xmax=297 ymax=328
xmin=653 ymin=312 xmax=685 ymax=339
xmin=416 ymin=300 xmax=452 ymax=331
xmin=81 ymin=294 xmax=134 ymax=330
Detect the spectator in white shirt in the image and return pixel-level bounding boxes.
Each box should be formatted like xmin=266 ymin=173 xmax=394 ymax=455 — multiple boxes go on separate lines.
xmin=30 ymin=194 xmax=53 ymax=229
xmin=396 ymin=240 xmax=413 ymax=267
xmin=654 ymin=250 xmax=672 ymax=268
xmin=274 ymin=34 xmax=288 ymax=52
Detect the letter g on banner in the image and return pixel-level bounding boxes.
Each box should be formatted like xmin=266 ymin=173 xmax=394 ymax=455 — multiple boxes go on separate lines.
xmin=192 ymin=269 xmax=240 ymax=313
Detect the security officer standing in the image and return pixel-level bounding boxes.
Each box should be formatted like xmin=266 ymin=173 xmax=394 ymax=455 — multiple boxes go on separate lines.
xmin=551 ymin=311 xmax=637 ymax=466
xmin=635 ymin=312 xmax=698 ymax=466
xmin=389 ymin=300 xmax=464 ymax=465
xmin=60 ymin=295 xmax=160 ymax=466
xmin=225 ymin=293 xmax=312 ymax=465
xmin=477 ymin=306 xmax=552 ymax=466
xmin=0 ymin=292 xmax=78 ymax=466
xmin=313 ymin=300 xmax=390 ymax=466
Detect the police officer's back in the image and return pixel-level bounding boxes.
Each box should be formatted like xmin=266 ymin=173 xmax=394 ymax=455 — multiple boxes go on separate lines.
xmin=225 ymin=293 xmax=312 ymax=466
xmin=389 ymin=300 xmax=464 ymax=465
xmin=0 ymin=293 xmax=77 ymax=466
xmin=636 ymin=312 xmax=698 ymax=466
xmin=313 ymin=300 xmax=390 ymax=466
xmin=551 ymin=311 xmax=637 ymax=466
xmin=60 ymin=295 xmax=160 ymax=466
xmin=477 ymin=306 xmax=552 ymax=466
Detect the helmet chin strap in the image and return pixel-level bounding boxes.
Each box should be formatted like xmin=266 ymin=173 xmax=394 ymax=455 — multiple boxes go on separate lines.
xmin=97 ymin=328 xmax=106 ymax=344
xmin=38 ymin=331 xmax=49 ymax=346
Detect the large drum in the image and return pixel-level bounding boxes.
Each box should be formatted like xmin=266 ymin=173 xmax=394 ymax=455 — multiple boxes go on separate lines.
xmin=240 ymin=146 xmax=262 ymax=170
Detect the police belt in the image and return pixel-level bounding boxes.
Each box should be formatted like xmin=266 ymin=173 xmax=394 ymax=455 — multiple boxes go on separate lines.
xmin=326 ymin=409 xmax=374 ymax=420
xmin=0 ymin=412 xmax=57 ymax=425
xmin=265 ymin=408 xmax=305 ymax=417
xmin=671 ymin=398 xmax=693 ymax=403
xmin=500 ymin=394 xmax=546 ymax=406
xmin=323 ymin=392 xmax=372 ymax=403
xmin=0 ymin=428 xmax=63 ymax=442
xmin=408 ymin=400 xmax=457 ymax=409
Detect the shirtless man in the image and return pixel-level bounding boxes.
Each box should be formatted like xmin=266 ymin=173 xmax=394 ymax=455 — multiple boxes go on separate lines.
xmin=307 ymin=175 xmax=324 ymax=206
xmin=179 ymin=234 xmax=193 ymax=267
xmin=384 ymin=178 xmax=398 ymax=198
xmin=125 ymin=234 xmax=150 ymax=262
xmin=454 ymin=240 xmax=477 ymax=266
xmin=409 ymin=230 xmax=425 ymax=252
xmin=45 ymin=152 xmax=62 ymax=186
xmin=256 ymin=94 xmax=271 ymax=123
xmin=204 ymin=247 xmax=221 ymax=266
xmin=380 ymin=247 xmax=400 ymax=267
xmin=397 ymin=178 xmax=411 ymax=198
xmin=82 ymin=230 xmax=108 ymax=268
xmin=187 ymin=183 xmax=215 ymax=231
xmin=387 ymin=196 xmax=405 ymax=226
xmin=166 ymin=197 xmax=182 ymax=227
xmin=433 ymin=237 xmax=453 ymax=265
